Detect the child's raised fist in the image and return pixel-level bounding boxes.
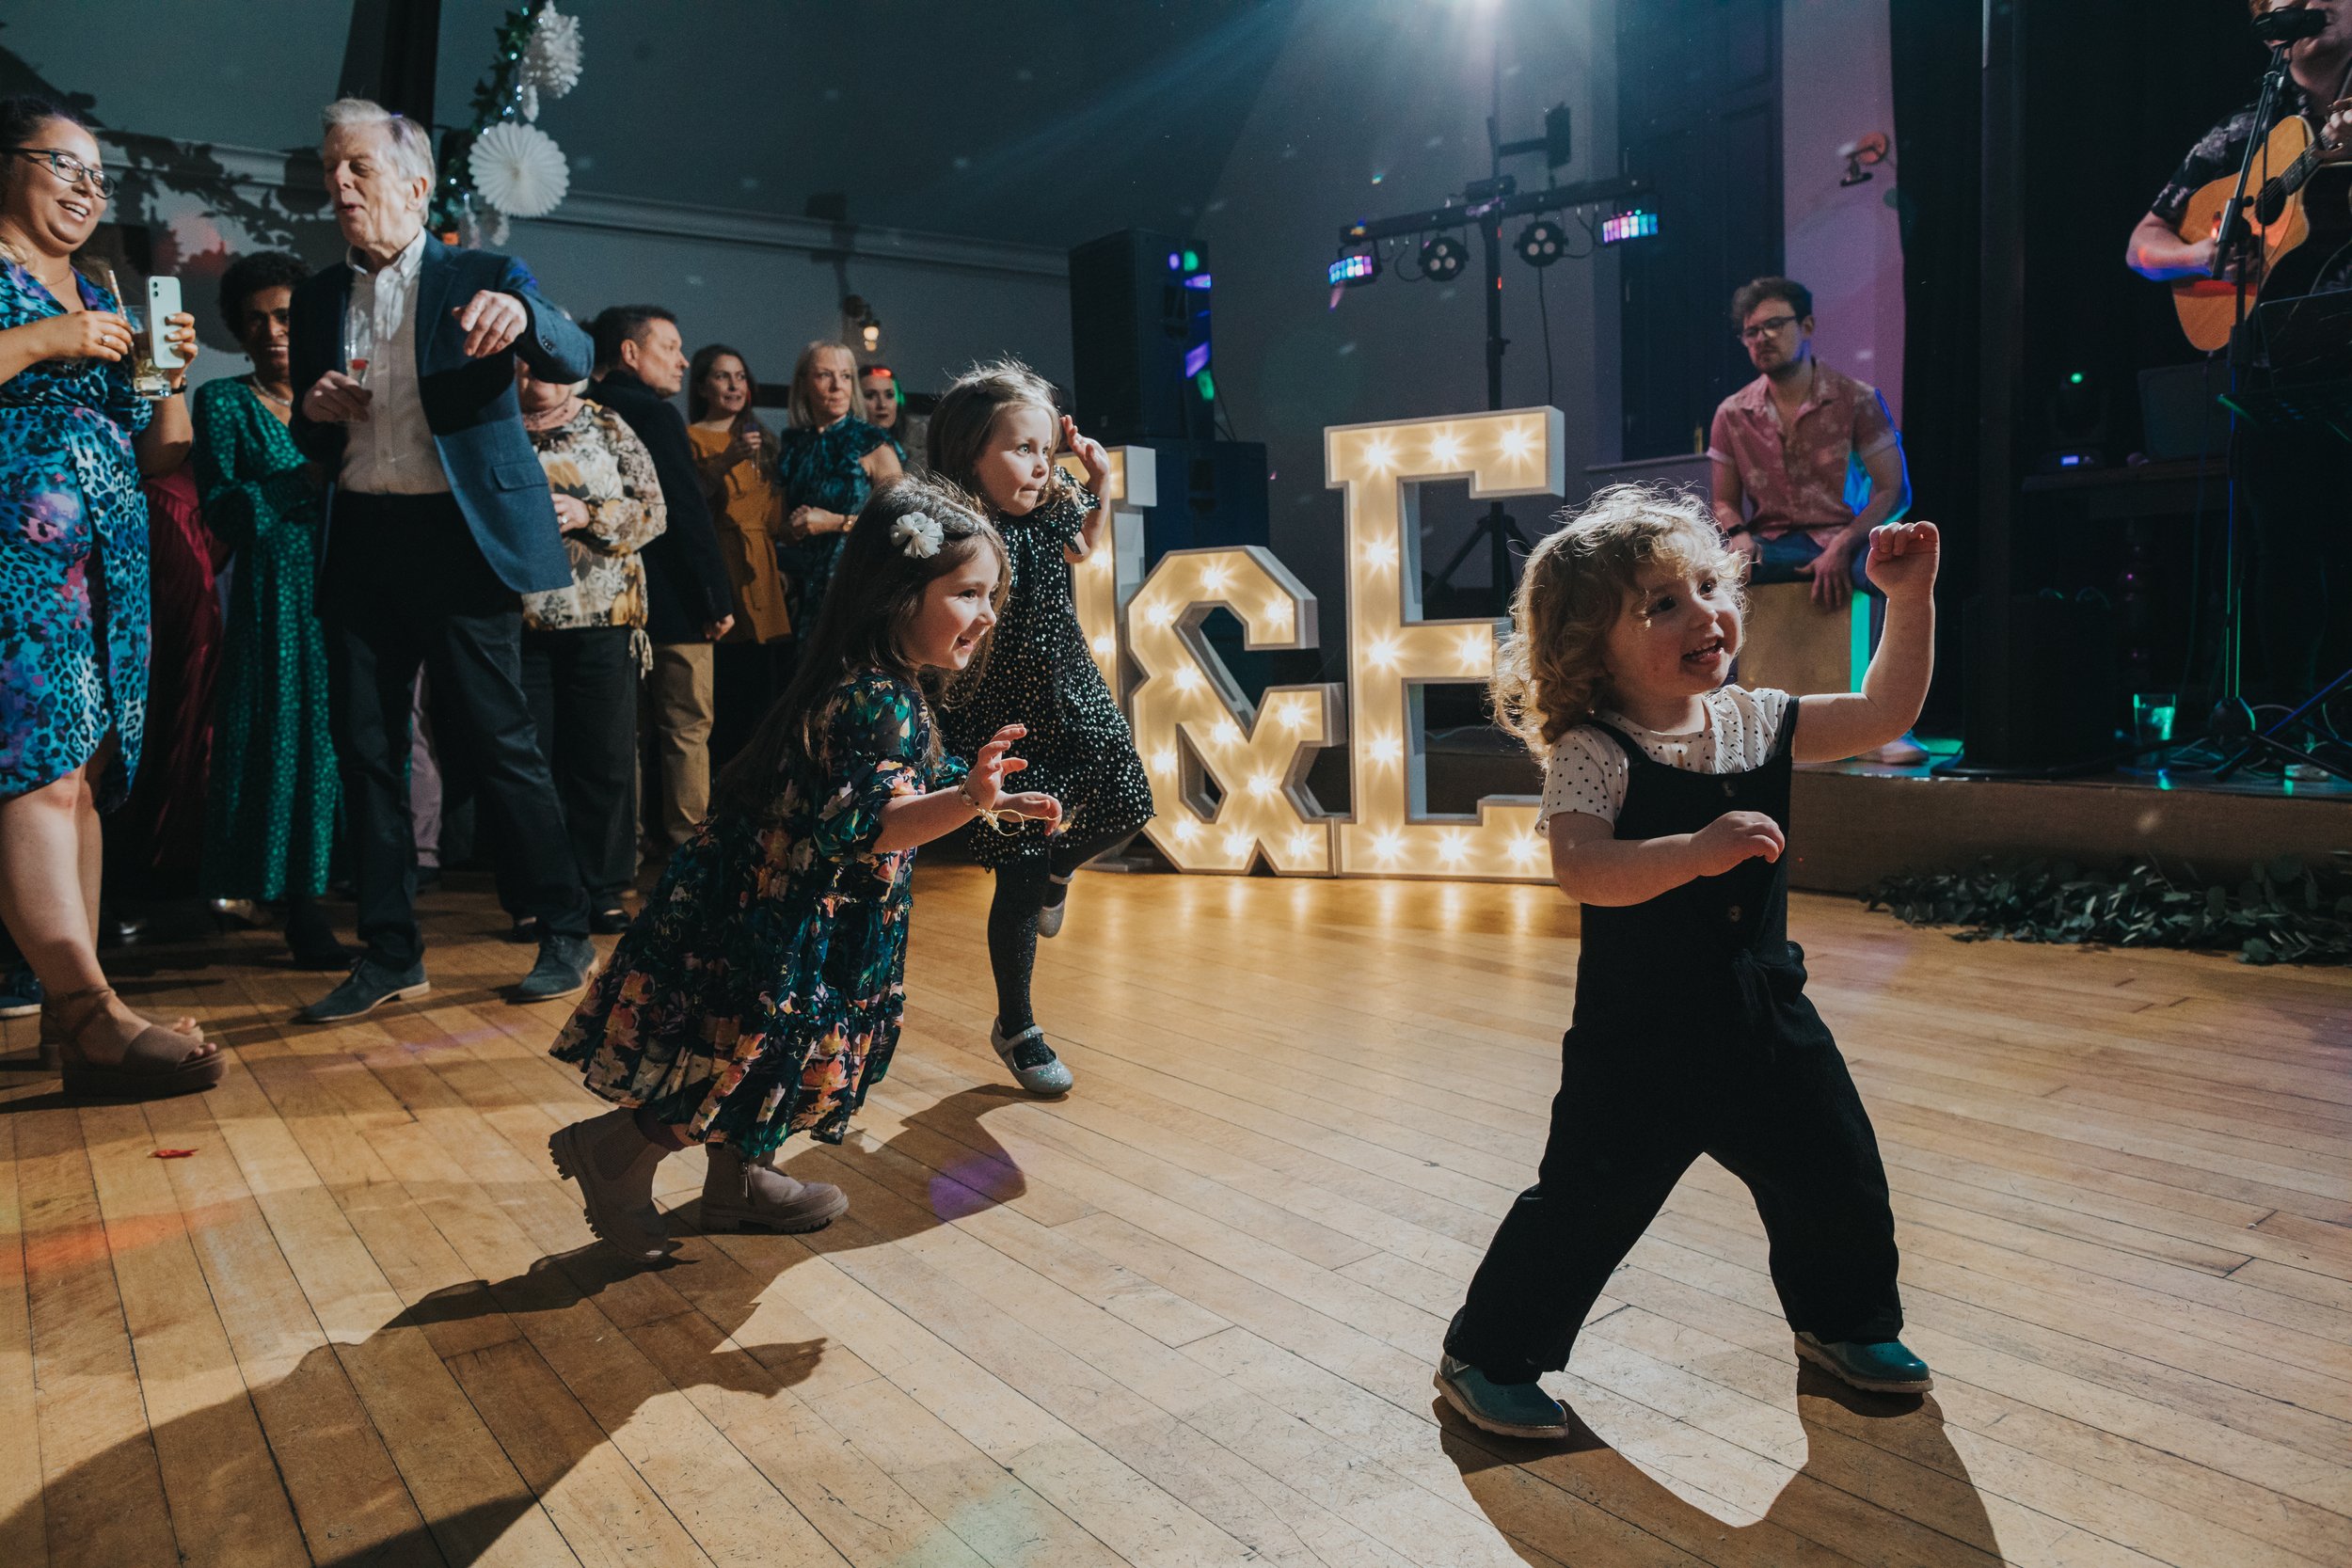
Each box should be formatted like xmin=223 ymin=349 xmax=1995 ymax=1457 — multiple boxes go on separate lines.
xmin=1864 ymin=520 xmax=1940 ymax=600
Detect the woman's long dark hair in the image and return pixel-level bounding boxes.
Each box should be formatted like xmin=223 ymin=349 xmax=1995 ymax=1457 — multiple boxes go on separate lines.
xmin=710 ymin=473 xmax=1007 ymax=820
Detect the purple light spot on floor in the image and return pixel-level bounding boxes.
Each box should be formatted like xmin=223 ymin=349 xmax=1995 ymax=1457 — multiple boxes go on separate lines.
xmin=929 ymin=1173 xmax=994 ymax=1221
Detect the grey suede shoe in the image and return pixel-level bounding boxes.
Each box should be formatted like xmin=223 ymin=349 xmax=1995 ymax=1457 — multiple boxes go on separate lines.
xmin=700 ymin=1146 xmax=848 ymax=1234
xmin=991 ymin=1021 xmax=1073 ymax=1096
xmin=548 ymin=1108 xmax=677 ymax=1262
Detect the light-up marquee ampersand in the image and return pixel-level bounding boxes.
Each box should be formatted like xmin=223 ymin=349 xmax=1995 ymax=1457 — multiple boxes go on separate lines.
xmin=1326 ymin=407 xmax=1564 ymax=881
xmin=1057 ymin=447 xmax=1152 ymax=694
xmin=1124 ymin=547 xmax=1344 ymax=875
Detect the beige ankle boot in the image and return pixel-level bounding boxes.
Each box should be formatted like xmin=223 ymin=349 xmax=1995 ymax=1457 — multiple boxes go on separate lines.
xmin=549 ymin=1108 xmax=677 ymax=1261
xmin=701 ymin=1146 xmax=848 ymax=1234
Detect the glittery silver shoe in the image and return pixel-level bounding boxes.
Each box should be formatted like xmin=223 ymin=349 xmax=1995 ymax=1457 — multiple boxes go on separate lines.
xmin=990 ymin=1021 xmax=1073 ymax=1096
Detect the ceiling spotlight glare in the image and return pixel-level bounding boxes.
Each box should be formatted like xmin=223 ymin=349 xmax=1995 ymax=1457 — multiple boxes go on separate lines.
xmin=1516 ymin=217 xmax=1567 ymax=268
xmin=1419 ymin=233 xmax=1468 ymax=283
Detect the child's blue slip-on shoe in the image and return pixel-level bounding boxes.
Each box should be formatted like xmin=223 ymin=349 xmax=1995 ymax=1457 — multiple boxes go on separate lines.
xmin=1795 ymin=1331 xmax=1933 ymax=1393
xmin=1434 ymin=1355 xmax=1572 ymax=1439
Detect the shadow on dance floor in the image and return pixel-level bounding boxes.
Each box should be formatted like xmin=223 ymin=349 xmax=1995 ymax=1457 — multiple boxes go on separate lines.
xmin=5 ymin=1085 xmax=1026 ymax=1566
xmin=1439 ymin=1365 xmax=2003 ymax=1565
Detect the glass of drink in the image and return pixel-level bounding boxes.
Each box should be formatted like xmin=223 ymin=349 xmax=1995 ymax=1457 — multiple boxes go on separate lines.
xmin=104 ymin=268 xmax=171 ymax=401
xmin=118 ymin=305 xmax=172 ymax=401
xmin=2132 ymin=691 xmax=2177 ymax=751
xmin=344 ymin=312 xmax=374 ymax=387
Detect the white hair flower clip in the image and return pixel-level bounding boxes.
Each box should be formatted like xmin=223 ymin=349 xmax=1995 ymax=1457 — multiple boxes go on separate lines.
xmin=893 ymin=511 xmax=944 ymax=560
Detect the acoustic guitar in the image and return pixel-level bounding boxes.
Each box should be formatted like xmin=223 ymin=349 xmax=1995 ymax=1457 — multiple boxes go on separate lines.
xmin=2171 ymin=109 xmax=2352 ymax=351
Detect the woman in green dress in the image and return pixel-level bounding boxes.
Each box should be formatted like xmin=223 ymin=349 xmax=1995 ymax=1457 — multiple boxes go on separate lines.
xmin=192 ymin=251 xmax=346 ymax=967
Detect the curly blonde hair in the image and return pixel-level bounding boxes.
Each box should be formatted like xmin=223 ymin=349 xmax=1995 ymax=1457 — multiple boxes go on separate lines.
xmin=1491 ymin=483 xmax=1745 ymax=753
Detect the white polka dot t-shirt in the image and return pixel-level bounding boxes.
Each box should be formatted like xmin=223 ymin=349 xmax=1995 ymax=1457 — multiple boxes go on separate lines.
xmin=1535 ymin=685 xmax=1793 ymax=832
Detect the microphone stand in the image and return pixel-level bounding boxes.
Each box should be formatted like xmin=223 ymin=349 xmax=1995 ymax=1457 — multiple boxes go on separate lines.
xmin=2205 ymin=43 xmax=2292 ymax=730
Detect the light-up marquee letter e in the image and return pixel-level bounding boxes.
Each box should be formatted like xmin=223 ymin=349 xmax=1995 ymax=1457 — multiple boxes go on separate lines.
xmin=1327 ymin=407 xmax=1564 ymax=882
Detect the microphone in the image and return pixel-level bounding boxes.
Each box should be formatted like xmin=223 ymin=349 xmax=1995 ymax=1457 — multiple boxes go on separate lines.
xmin=2253 ymin=6 xmax=2329 ymax=44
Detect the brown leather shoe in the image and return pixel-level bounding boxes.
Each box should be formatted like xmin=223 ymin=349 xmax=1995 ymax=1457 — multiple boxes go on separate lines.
xmin=700 ymin=1145 xmax=848 ymax=1234
xmin=49 ymin=986 xmax=223 ymax=1099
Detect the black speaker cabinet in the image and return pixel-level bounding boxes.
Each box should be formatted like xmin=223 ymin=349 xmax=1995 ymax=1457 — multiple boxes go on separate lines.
xmin=1069 ymin=230 xmax=1213 ymax=445
xmin=1960 ymin=593 xmax=2118 ymax=771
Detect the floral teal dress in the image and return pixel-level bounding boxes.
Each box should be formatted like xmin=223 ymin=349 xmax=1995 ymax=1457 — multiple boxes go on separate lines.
xmin=775 ymin=415 xmax=903 ymax=628
xmin=0 ymin=261 xmax=152 ymax=808
xmin=550 ymin=669 xmax=964 ymax=1156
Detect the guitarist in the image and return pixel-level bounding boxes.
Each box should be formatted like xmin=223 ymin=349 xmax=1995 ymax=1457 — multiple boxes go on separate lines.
xmin=2124 ymin=0 xmax=2351 ymax=701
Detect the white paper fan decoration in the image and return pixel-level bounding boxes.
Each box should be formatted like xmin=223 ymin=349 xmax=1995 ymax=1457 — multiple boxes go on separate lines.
xmin=524 ymin=7 xmax=584 ymax=99
xmin=469 ymin=121 xmax=569 ymax=218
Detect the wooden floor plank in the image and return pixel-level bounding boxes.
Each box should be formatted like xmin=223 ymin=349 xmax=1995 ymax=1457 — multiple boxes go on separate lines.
xmin=5 ymin=869 xmax=2345 ymax=1568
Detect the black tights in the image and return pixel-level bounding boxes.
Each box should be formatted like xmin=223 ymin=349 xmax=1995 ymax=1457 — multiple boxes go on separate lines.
xmin=985 ymin=826 xmax=1136 ymax=1035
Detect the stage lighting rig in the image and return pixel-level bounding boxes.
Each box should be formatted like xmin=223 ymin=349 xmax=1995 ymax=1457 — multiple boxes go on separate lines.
xmin=1419 ymin=233 xmax=1469 ymax=282
xmin=1326 ymin=100 xmax=1645 ymax=604
xmin=1328 ymin=249 xmax=1379 ymax=288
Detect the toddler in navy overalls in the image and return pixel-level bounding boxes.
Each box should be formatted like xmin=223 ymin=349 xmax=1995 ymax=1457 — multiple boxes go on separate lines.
xmin=1438 ymin=483 xmax=1942 ymax=1439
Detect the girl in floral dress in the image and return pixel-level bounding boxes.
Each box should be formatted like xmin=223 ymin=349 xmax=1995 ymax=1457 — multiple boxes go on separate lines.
xmin=548 ymin=474 xmax=1060 ymax=1259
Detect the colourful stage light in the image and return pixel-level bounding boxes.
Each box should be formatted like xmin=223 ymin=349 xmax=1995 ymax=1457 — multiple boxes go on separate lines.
xmin=1599 ymin=209 xmax=1660 ymax=245
xmin=1328 ymin=251 xmax=1378 ymax=287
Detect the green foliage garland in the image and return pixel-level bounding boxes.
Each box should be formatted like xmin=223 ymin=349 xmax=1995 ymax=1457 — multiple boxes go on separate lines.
xmin=430 ymin=2 xmax=550 ymax=235
xmin=1867 ymin=853 xmax=2352 ymax=966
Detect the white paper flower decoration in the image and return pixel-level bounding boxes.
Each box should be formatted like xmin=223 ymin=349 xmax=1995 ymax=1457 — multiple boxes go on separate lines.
xmin=469 ymin=121 xmax=569 ymax=218
xmin=524 ymin=8 xmax=584 ymax=100
xmin=893 ymin=512 xmax=944 ymax=559
xmin=516 ymin=82 xmax=540 ymax=123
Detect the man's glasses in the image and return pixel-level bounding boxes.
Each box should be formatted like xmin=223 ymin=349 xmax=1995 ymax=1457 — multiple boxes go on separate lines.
xmin=1738 ymin=313 xmax=1800 ymax=342
xmin=4 ymin=148 xmax=116 ymax=198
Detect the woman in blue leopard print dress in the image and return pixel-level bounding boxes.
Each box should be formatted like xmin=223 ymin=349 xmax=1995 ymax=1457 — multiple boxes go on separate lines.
xmin=0 ymin=94 xmax=221 ymax=1097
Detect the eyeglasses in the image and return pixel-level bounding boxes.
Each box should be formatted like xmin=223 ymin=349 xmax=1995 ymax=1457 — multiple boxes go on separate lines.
xmin=3 ymin=147 xmax=115 ymax=198
xmin=1738 ymin=313 xmax=1800 ymax=342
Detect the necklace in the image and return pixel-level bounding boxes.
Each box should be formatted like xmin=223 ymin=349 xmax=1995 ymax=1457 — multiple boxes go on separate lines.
xmin=247 ymin=377 xmax=293 ymax=408
xmin=523 ymin=395 xmax=580 ymax=431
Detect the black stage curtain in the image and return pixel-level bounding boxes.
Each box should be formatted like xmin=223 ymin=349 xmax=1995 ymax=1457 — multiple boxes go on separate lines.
xmin=1889 ymin=0 xmax=2265 ymax=728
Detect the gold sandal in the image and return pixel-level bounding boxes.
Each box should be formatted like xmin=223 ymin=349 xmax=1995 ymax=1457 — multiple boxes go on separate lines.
xmin=47 ymin=985 xmax=223 ymax=1100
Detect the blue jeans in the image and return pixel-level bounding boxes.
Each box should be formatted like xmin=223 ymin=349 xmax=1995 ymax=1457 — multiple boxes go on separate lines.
xmin=1750 ymin=531 xmax=1875 ymax=594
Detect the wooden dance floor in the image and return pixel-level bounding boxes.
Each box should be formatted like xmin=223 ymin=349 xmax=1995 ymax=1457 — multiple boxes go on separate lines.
xmin=3 ymin=865 xmax=2345 ymax=1567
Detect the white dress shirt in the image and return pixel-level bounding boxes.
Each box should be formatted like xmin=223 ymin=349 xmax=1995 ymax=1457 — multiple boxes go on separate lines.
xmin=339 ymin=228 xmax=452 ymax=495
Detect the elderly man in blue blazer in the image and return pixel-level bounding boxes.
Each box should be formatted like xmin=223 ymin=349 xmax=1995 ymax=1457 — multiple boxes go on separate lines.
xmin=288 ymin=96 xmax=596 ymax=1022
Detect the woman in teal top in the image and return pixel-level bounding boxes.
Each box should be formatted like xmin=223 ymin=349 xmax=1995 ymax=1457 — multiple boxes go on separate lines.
xmin=775 ymin=340 xmax=903 ymax=629
xmin=192 ymin=251 xmax=346 ymax=968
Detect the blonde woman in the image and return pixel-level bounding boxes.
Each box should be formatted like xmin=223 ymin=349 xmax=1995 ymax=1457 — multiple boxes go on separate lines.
xmin=774 ymin=340 xmax=903 ymax=628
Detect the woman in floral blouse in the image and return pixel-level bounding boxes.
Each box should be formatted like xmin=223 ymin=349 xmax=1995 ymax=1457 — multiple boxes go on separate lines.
xmin=510 ymin=358 xmax=666 ymax=935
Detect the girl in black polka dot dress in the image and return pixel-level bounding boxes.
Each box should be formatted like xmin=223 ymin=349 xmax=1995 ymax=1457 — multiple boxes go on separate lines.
xmin=931 ymin=360 xmax=1153 ymax=1096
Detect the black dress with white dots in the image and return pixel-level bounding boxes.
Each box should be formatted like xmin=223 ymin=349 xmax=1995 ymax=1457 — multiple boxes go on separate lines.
xmin=944 ymin=474 xmax=1153 ymax=867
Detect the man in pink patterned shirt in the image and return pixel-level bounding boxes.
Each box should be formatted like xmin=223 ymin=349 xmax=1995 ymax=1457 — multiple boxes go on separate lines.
xmin=1709 ymin=276 xmax=1924 ymax=763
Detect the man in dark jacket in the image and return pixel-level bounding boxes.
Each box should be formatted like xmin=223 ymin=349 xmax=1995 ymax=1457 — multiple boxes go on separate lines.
xmin=586 ymin=306 xmax=734 ymax=848
xmin=288 ymin=96 xmax=596 ymax=1022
